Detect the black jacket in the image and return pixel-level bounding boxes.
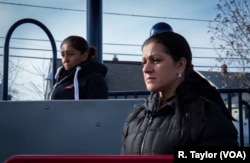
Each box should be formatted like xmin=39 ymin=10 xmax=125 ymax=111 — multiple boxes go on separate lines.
xmin=121 ymin=92 xmax=239 ymax=154
xmin=50 ymin=60 xmax=108 ymax=100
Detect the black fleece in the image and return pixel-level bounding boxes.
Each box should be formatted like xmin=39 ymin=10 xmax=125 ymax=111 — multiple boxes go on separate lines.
xmin=50 ymin=60 xmax=108 ymax=100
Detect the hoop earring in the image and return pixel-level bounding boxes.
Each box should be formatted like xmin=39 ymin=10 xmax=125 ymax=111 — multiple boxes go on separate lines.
xmin=177 ymin=73 xmax=182 ymax=79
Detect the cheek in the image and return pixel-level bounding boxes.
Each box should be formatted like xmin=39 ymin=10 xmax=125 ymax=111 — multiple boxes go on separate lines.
xmin=159 ymin=65 xmax=177 ymax=81
xmin=74 ymin=55 xmax=85 ymax=62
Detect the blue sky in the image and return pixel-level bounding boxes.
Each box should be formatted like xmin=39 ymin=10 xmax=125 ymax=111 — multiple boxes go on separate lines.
xmin=0 ymin=0 xmax=221 ymax=100
xmin=0 ymin=0 xmax=218 ymax=62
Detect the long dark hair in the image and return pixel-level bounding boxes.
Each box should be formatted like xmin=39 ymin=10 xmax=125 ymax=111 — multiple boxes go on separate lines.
xmin=142 ymin=32 xmax=234 ymax=120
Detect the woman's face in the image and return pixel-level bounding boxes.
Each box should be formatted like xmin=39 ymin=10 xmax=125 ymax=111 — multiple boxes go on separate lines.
xmin=61 ymin=43 xmax=87 ymax=70
xmin=142 ymin=42 xmax=184 ymax=93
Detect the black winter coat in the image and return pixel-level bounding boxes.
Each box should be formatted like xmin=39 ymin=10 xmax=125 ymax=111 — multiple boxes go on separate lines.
xmin=50 ymin=60 xmax=108 ymax=100
xmin=121 ymin=92 xmax=239 ymax=154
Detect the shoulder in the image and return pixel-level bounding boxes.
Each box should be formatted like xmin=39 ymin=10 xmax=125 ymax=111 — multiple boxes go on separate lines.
xmin=191 ymin=97 xmax=239 ymax=146
xmin=182 ymin=95 xmax=232 ymax=129
xmin=199 ymin=97 xmax=227 ymax=118
xmin=78 ymin=72 xmax=107 ymax=90
xmin=79 ymin=60 xmax=108 ymax=77
xmin=187 ymin=96 xmax=224 ymax=119
xmin=82 ymin=72 xmax=106 ymax=83
xmin=187 ymin=96 xmax=236 ymax=131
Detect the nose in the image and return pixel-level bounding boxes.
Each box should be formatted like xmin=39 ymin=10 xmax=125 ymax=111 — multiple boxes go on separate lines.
xmin=142 ymin=62 xmax=153 ymax=73
xmin=63 ymin=55 xmax=69 ymax=63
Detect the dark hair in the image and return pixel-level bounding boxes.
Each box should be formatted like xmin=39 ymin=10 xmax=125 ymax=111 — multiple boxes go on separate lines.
xmin=142 ymin=32 xmax=234 ymax=120
xmin=61 ymin=35 xmax=96 ymax=60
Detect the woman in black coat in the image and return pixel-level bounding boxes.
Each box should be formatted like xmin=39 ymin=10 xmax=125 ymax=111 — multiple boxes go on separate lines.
xmin=121 ymin=31 xmax=239 ymax=154
xmin=50 ymin=35 xmax=108 ymax=100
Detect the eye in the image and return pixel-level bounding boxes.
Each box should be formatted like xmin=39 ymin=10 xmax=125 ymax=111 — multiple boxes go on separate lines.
xmin=142 ymin=57 xmax=147 ymax=65
xmin=68 ymin=52 xmax=74 ymax=56
xmin=152 ymin=57 xmax=160 ymax=64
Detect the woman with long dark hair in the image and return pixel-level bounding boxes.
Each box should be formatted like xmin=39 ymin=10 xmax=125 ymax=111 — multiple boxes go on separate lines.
xmin=121 ymin=31 xmax=239 ymax=154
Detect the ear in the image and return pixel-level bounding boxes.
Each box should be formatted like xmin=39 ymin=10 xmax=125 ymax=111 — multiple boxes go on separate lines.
xmin=81 ymin=52 xmax=88 ymax=61
xmin=176 ymin=57 xmax=187 ymax=73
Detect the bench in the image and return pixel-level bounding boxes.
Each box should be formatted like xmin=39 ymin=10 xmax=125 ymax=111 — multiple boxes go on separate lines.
xmin=0 ymin=99 xmax=145 ymax=163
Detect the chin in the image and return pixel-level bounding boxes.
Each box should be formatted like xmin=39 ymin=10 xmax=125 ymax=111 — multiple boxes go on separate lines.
xmin=65 ymin=66 xmax=72 ymax=70
xmin=146 ymin=87 xmax=157 ymax=92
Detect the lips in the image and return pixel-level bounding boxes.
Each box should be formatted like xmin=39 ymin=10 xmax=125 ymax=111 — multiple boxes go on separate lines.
xmin=64 ymin=65 xmax=71 ymax=69
xmin=145 ymin=77 xmax=156 ymax=82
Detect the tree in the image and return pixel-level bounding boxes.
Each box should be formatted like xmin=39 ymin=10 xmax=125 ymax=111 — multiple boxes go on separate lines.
xmin=0 ymin=59 xmax=21 ymax=100
xmin=21 ymin=60 xmax=49 ymax=100
xmin=0 ymin=57 xmax=49 ymax=100
xmin=208 ymin=0 xmax=250 ymax=74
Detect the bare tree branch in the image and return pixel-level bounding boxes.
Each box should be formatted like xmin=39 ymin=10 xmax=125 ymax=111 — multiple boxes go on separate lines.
xmin=208 ymin=0 xmax=250 ymax=86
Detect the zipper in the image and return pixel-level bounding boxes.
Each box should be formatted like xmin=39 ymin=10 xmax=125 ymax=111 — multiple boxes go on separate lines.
xmin=140 ymin=112 xmax=153 ymax=154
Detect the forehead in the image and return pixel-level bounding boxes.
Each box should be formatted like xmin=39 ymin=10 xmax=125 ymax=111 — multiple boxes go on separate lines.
xmin=61 ymin=43 xmax=76 ymax=50
xmin=142 ymin=42 xmax=166 ymax=55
